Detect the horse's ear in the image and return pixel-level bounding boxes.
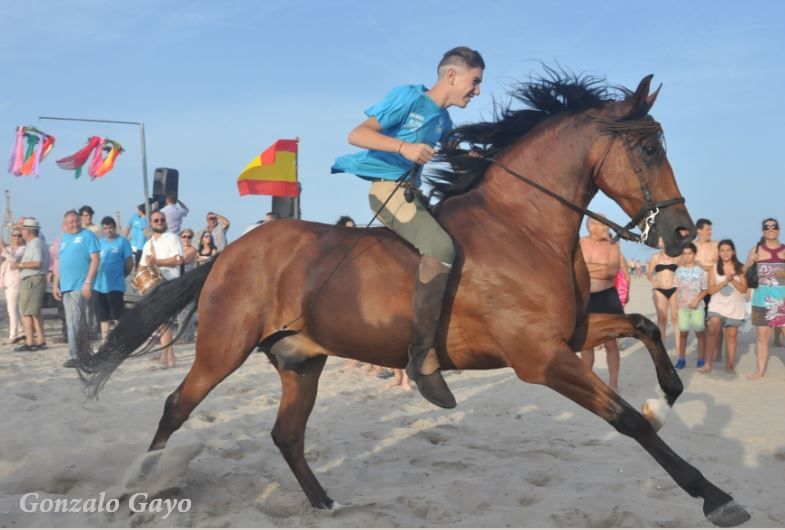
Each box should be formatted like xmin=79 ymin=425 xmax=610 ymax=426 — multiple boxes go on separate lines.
xmin=620 ymin=75 xmax=660 ymax=119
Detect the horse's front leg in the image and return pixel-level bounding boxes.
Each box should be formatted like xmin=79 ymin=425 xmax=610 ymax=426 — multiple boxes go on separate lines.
xmin=508 ymin=345 xmax=750 ymax=527
xmin=569 ymin=313 xmax=683 ymax=409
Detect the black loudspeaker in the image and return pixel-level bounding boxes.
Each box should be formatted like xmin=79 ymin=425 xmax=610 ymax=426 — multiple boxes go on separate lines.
xmin=272 ymin=195 xmax=301 ymax=219
xmin=153 ymin=168 xmax=179 ymax=206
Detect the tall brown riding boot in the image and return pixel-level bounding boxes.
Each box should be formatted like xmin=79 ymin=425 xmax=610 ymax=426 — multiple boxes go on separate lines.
xmin=405 ymin=256 xmax=457 ymax=409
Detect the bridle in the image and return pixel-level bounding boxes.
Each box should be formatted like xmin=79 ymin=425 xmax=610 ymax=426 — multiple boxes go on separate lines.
xmin=478 ymin=126 xmax=684 ymax=245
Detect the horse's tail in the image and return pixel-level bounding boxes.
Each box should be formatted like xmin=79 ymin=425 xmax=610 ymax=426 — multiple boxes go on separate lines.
xmin=76 ymin=259 xmax=216 ymax=398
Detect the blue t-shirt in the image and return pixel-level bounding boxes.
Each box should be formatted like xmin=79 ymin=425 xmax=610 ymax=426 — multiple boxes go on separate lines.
xmin=58 ymin=229 xmax=100 ymax=293
xmin=94 ymin=236 xmax=133 ymax=293
xmin=331 ymin=84 xmax=453 ymax=183
xmin=127 ymin=213 xmax=148 ymax=251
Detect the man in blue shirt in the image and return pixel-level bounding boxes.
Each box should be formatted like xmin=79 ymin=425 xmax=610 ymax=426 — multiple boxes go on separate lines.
xmin=95 ymin=216 xmax=134 ymax=341
xmin=332 ymin=47 xmax=485 ymax=409
xmin=125 ymin=203 xmax=149 ymax=269
xmin=53 ymin=210 xmax=100 ymax=368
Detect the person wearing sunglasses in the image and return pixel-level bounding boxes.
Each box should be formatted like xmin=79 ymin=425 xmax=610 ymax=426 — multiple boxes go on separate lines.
xmin=197 ymin=231 xmax=218 ymax=264
xmin=141 ymin=213 xmax=183 ymax=368
xmin=744 ymin=218 xmax=785 ymax=379
xmin=176 ymin=229 xmax=198 ymax=341
xmin=0 ymin=227 xmax=27 ymax=344
xmin=204 ymin=211 xmax=230 ymax=252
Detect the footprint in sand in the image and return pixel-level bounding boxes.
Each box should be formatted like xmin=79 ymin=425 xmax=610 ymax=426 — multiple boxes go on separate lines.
xmin=254 ymin=482 xmax=310 ymax=518
xmin=524 ymin=471 xmax=561 ymax=487
xmin=16 ymin=392 xmax=37 ymax=401
xmin=517 ymin=494 xmax=540 ymax=506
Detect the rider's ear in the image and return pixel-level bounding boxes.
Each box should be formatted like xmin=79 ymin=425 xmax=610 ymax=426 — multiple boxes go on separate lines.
xmin=618 ymin=75 xmax=661 ymax=120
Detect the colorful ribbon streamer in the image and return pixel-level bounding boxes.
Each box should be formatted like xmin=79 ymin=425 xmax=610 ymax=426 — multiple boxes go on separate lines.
xmin=55 ymin=136 xmax=123 ymax=179
xmin=7 ymin=126 xmax=55 ymax=177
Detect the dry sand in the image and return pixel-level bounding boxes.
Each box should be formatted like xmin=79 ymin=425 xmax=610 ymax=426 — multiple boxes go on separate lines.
xmin=1 ymin=277 xmax=784 ymax=527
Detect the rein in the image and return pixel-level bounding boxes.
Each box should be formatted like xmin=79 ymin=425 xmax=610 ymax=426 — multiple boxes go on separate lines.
xmin=479 ymin=132 xmax=684 ymax=244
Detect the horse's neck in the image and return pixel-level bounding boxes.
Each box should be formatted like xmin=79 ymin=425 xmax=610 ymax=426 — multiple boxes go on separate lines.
xmin=443 ymin=118 xmax=596 ymax=248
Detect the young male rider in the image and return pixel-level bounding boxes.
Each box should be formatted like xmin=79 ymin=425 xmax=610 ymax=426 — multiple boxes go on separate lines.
xmin=331 ymin=46 xmax=485 ymax=409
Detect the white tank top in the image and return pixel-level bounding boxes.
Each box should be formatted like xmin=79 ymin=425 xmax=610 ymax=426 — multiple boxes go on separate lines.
xmin=708 ymin=273 xmax=745 ymax=320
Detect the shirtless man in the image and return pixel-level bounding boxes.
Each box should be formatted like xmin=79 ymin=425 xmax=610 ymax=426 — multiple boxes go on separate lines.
xmin=579 ymin=217 xmax=629 ymax=391
xmin=694 ymin=218 xmax=719 ymax=272
xmin=693 ymin=218 xmax=721 ymax=360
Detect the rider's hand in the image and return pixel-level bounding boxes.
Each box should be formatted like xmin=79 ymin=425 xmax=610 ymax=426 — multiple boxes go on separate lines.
xmin=399 ymin=142 xmax=434 ymax=165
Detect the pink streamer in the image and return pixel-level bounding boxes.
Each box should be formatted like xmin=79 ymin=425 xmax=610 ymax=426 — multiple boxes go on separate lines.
xmin=88 ymin=137 xmax=106 ymax=179
xmin=8 ymin=128 xmax=24 ymax=176
xmin=28 ymin=137 xmax=43 ymax=177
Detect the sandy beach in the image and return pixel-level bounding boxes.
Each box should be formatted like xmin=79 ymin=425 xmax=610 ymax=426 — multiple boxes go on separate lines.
xmin=1 ymin=276 xmax=784 ymax=527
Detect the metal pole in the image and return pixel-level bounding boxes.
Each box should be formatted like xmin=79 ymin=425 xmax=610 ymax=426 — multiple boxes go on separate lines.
xmin=38 ymin=115 xmax=151 ymax=222
xmin=139 ymin=122 xmax=151 ymax=220
xmin=294 ymin=137 xmax=301 ymax=219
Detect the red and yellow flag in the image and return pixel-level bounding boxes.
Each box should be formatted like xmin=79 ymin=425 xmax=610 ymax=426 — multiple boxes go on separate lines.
xmin=237 ymin=139 xmax=299 ymax=197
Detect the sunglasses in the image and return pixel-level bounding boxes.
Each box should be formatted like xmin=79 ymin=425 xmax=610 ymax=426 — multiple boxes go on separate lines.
xmin=181 ymin=235 xmax=193 ymax=239
xmin=151 ymin=218 xmax=165 ymax=224
xmin=12 ymin=233 xmax=21 ymax=237
xmin=764 ymin=224 xmax=780 ymax=231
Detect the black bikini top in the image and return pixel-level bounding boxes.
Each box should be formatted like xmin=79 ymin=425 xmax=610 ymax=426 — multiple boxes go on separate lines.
xmin=655 ymin=263 xmax=678 ymax=273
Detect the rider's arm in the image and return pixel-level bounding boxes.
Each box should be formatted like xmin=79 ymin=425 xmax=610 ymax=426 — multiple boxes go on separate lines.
xmin=348 ymin=117 xmax=433 ymax=165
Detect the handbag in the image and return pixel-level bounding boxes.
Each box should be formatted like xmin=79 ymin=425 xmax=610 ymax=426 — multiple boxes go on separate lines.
xmin=745 ymin=244 xmax=759 ymax=289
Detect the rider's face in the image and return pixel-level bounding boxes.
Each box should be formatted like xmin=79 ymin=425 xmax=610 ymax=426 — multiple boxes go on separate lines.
xmin=447 ymin=66 xmax=483 ymax=108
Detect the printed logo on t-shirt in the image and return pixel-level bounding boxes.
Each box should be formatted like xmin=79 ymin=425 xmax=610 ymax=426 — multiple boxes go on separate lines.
xmin=403 ymin=112 xmax=425 ymax=131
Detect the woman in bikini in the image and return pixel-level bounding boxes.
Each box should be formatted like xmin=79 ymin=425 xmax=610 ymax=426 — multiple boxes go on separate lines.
xmin=647 ymin=238 xmax=680 ymax=353
xmin=700 ymin=239 xmax=747 ymax=374
xmin=744 ymin=218 xmax=785 ymax=379
xmin=197 ymin=231 xmax=218 ymax=264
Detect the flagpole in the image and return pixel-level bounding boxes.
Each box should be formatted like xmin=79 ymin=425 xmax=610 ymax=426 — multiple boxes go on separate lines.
xmin=294 ymin=137 xmax=301 ymax=219
xmin=38 ymin=115 xmax=152 ymax=221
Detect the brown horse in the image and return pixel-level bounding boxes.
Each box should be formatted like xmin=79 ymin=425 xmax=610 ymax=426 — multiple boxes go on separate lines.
xmin=78 ymin=73 xmax=749 ymax=527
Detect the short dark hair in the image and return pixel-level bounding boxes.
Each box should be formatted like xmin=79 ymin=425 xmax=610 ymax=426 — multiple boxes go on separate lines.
xmin=137 ymin=203 xmax=146 ymax=213
xmin=695 ymin=218 xmax=712 ymax=229
xmin=79 ymin=205 xmax=94 ymax=216
xmin=265 ymin=211 xmax=281 ymax=219
xmin=335 ymin=215 xmax=355 ymax=227
xmin=438 ymin=46 xmax=485 ymax=74
xmin=166 ymin=192 xmax=177 ymax=202
xmin=101 ymin=216 xmax=116 ymax=227
xmin=682 ymin=242 xmax=697 ymax=253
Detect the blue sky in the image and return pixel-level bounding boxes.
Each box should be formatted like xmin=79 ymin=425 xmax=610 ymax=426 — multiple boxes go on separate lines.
xmin=2 ymin=0 xmax=783 ymax=261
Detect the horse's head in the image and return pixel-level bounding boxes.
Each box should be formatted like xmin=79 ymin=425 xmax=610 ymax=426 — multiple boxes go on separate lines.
xmin=590 ymin=76 xmax=694 ymax=257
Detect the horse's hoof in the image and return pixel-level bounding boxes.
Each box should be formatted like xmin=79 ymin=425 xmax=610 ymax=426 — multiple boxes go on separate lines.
xmin=313 ymin=498 xmax=338 ymax=510
xmin=328 ymin=500 xmax=351 ymax=511
xmin=705 ymin=499 xmax=751 ymax=527
xmin=641 ymin=398 xmax=669 ymax=432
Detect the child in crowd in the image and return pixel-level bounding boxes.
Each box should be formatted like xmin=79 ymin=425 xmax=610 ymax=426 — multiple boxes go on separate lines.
xmin=673 ymin=243 xmax=708 ymax=369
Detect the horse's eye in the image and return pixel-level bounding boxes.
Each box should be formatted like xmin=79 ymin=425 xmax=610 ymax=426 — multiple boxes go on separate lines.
xmin=642 ymin=144 xmax=658 ymax=156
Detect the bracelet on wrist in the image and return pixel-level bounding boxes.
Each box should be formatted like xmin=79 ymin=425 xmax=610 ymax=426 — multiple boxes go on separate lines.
xmin=397 ymin=141 xmax=404 ymax=155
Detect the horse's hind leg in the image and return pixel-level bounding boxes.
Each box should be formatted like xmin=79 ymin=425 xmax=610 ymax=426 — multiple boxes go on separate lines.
xmin=149 ymin=328 xmax=257 ymax=450
xmin=518 ymin=348 xmax=749 ymax=527
xmin=269 ymin=353 xmax=334 ymax=509
xmin=570 ymin=313 xmax=683 ymax=407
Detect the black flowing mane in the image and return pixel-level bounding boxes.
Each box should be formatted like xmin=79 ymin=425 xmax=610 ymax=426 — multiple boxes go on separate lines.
xmin=426 ymin=68 xmax=630 ymax=200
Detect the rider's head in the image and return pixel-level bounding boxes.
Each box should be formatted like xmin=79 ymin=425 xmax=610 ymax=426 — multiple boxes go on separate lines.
xmin=435 ymin=47 xmax=485 ymax=109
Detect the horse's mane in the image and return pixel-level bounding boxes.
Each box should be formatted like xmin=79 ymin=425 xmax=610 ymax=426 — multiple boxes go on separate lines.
xmin=425 ymin=67 xmax=629 ymax=200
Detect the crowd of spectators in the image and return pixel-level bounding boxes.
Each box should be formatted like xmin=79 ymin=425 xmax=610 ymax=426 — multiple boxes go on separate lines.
xmin=2 ymin=207 xmax=782 ymax=384
xmin=0 ymin=193 xmax=248 ymax=369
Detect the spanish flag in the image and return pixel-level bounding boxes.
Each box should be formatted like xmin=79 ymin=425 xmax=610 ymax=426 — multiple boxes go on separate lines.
xmin=237 ymin=139 xmax=299 ymax=197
